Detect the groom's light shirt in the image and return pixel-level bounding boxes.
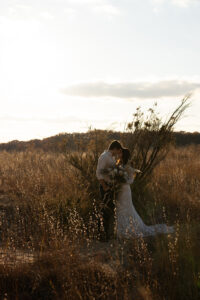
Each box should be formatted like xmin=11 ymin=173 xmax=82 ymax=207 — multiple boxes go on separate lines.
xmin=96 ymin=150 xmax=116 ymax=183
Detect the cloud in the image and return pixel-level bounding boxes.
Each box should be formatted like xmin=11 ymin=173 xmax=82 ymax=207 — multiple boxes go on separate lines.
xmin=92 ymin=4 xmax=120 ymax=16
xmin=0 ymin=0 xmax=120 ymax=23
xmin=171 ymin=0 xmax=197 ymax=7
xmin=64 ymin=7 xmax=77 ymax=16
xmin=39 ymin=11 xmax=54 ymax=20
xmin=0 ymin=115 xmax=81 ymax=124
xmin=61 ymin=80 xmax=200 ymax=99
xmin=151 ymin=0 xmax=199 ymax=7
xmin=5 ymin=4 xmax=34 ymax=20
xmin=68 ymin=0 xmax=101 ymax=3
xmin=66 ymin=0 xmax=120 ymax=17
xmin=0 ymin=3 xmax=55 ymax=24
xmin=0 ymin=15 xmax=41 ymax=38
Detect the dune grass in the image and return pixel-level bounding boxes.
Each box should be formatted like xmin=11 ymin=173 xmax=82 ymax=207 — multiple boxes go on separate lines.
xmin=0 ymin=146 xmax=199 ymax=299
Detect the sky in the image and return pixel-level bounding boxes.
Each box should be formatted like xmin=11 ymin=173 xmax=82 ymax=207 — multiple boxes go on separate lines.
xmin=0 ymin=0 xmax=200 ymax=142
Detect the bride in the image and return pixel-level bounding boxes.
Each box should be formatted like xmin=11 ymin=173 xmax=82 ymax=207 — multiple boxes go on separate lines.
xmin=116 ymin=148 xmax=174 ymax=238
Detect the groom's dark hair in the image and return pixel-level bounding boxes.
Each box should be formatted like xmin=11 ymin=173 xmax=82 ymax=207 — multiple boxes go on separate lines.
xmin=108 ymin=140 xmax=123 ymax=150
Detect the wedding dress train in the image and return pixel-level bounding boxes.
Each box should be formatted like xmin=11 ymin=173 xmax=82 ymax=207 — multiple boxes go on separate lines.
xmin=116 ymin=168 xmax=174 ymax=238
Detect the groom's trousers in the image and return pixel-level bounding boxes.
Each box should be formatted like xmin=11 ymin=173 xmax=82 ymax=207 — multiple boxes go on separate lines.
xmin=99 ymin=185 xmax=115 ymax=241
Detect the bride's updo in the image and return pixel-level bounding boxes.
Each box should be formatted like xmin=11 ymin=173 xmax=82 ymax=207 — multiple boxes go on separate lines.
xmin=122 ymin=148 xmax=131 ymax=165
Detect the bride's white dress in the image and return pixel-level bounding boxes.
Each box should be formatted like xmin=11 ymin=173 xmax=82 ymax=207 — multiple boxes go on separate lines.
xmin=116 ymin=166 xmax=174 ymax=238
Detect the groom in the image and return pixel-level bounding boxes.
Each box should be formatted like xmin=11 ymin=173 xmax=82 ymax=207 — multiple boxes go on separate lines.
xmin=96 ymin=140 xmax=123 ymax=240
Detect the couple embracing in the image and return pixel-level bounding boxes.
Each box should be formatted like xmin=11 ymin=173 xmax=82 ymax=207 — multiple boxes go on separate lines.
xmin=96 ymin=140 xmax=174 ymax=241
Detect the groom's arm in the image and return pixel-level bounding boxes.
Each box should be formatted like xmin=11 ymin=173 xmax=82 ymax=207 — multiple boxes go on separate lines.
xmin=96 ymin=154 xmax=110 ymax=191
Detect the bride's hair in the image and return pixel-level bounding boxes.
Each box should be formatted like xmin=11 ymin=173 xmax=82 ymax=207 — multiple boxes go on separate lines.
xmin=122 ymin=148 xmax=131 ymax=165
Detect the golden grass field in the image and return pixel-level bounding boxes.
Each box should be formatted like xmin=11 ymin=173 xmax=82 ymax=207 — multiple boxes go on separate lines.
xmin=0 ymin=145 xmax=199 ymax=299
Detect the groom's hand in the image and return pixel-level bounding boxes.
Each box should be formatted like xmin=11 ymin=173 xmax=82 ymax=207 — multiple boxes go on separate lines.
xmin=103 ymin=184 xmax=110 ymax=192
xmin=100 ymin=180 xmax=110 ymax=192
xmin=99 ymin=179 xmax=110 ymax=192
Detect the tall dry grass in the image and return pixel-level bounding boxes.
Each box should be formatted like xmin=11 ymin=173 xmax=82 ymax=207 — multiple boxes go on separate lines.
xmin=0 ymin=146 xmax=199 ymax=299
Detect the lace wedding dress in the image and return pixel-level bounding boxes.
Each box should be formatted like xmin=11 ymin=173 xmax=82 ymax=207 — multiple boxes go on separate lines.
xmin=116 ymin=165 xmax=174 ymax=238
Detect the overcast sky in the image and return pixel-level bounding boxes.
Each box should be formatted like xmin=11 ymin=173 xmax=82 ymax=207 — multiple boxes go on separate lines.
xmin=0 ymin=0 xmax=200 ymax=142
